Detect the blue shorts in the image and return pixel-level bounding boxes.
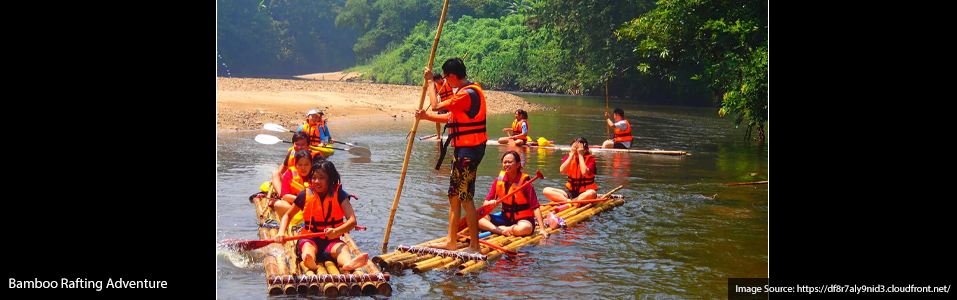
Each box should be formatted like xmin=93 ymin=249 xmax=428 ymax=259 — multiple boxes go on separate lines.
xmin=489 ymin=212 xmax=536 ymax=227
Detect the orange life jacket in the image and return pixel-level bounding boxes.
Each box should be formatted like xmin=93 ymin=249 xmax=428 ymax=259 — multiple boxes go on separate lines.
xmin=301 ymin=121 xmax=328 ymax=147
xmin=285 ymin=148 xmax=324 ymax=167
xmin=286 ymin=167 xmax=309 ymax=196
xmin=301 ymin=184 xmax=345 ymax=239
xmin=613 ymin=119 xmax=632 ymax=142
xmin=436 ymin=81 xmax=454 ymax=101
xmin=435 ymin=82 xmax=488 ymax=170
xmin=565 ymin=154 xmax=597 ymax=193
xmin=446 ymin=82 xmax=487 ymax=147
xmin=496 ymin=171 xmax=535 ymax=222
xmin=511 ymin=119 xmax=528 ymax=139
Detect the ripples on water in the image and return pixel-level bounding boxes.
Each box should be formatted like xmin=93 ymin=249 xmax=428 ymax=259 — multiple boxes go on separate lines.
xmin=216 ymin=96 xmax=767 ymax=299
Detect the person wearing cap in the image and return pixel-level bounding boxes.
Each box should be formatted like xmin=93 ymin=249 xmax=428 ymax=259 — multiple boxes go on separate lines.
xmin=298 ymin=109 xmax=334 ymax=147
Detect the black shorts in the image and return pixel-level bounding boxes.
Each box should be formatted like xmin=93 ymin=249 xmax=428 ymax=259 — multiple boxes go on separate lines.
xmin=613 ymin=142 xmax=629 ymax=149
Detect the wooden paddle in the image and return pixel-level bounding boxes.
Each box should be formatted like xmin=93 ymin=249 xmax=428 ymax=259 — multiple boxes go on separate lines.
xmin=382 ymin=0 xmax=452 ymax=253
xmin=457 ymin=170 xmax=544 ymax=231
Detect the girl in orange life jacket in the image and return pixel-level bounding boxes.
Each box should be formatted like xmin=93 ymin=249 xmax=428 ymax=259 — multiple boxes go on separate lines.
xmin=497 ymin=109 xmax=529 ymax=146
xmin=478 ymin=151 xmax=549 ymax=238
xmin=602 ymin=108 xmax=633 ymax=149
xmin=274 ymin=160 xmax=368 ymax=272
xmin=269 ymin=131 xmax=311 ymax=199
xmin=543 ymin=137 xmax=599 ymax=205
xmin=414 ymin=58 xmax=486 ymax=254
xmin=272 ymin=149 xmax=325 ymax=220
xmin=299 ymin=109 xmax=335 ymax=147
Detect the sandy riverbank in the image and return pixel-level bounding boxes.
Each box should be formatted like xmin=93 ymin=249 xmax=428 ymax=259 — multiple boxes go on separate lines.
xmin=216 ymin=73 xmax=550 ymax=131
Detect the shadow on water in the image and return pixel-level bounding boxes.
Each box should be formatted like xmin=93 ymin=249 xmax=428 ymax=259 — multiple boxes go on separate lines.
xmin=216 ymin=93 xmax=767 ymax=299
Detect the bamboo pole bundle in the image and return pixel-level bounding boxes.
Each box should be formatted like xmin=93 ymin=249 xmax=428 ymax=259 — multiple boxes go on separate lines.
xmin=310 ymin=260 xmax=339 ymax=297
xmin=396 ymin=245 xmax=487 ymax=261
xmin=282 ymin=238 xmax=298 ymax=294
xmin=342 ymin=233 xmax=392 ymax=296
xmin=455 ymin=191 xmax=627 ymax=275
xmin=266 ymin=274 xmax=391 ymax=285
xmin=323 ymin=261 xmax=350 ymax=296
xmin=372 ymin=188 xmax=627 ymax=276
xmin=374 ymin=227 xmax=470 ymax=266
xmin=253 ymin=196 xmax=285 ymax=295
xmin=340 ymin=234 xmax=380 ymax=295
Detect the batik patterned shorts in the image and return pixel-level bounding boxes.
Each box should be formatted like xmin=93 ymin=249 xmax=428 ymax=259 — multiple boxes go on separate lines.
xmin=448 ymin=145 xmax=485 ymax=201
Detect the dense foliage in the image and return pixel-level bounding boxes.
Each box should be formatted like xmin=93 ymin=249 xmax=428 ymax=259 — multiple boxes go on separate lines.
xmin=217 ymin=0 xmax=768 ymax=137
xmin=616 ymin=0 xmax=768 ymax=139
xmin=217 ymin=0 xmax=360 ymax=76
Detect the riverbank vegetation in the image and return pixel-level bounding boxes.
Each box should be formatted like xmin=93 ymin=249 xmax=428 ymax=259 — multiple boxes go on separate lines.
xmin=217 ymin=0 xmax=767 ymax=139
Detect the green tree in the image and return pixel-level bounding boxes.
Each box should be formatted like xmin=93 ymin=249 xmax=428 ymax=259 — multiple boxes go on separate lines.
xmin=616 ymin=0 xmax=768 ymax=139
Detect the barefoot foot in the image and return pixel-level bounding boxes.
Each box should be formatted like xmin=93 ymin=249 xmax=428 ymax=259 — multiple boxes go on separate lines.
xmin=341 ymin=253 xmax=369 ymax=271
xmin=425 ymin=241 xmax=458 ymax=251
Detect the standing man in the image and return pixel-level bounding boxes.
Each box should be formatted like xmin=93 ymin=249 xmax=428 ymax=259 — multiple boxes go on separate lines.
xmin=415 ymin=58 xmax=486 ymax=254
xmin=602 ymin=108 xmax=632 ymax=149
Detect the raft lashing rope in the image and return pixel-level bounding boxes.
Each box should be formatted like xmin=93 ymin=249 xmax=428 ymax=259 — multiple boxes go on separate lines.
xmin=267 ymin=273 xmax=390 ymax=284
xmin=396 ymin=245 xmax=488 ymax=262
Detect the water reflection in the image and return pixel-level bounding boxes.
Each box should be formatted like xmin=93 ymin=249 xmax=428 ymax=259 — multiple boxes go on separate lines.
xmin=216 ymin=93 xmax=767 ymax=299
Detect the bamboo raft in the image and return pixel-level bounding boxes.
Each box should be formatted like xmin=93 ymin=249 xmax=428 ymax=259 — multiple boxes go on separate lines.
xmin=419 ymin=135 xmax=690 ymax=156
xmin=252 ymin=194 xmax=392 ymax=296
xmin=372 ymin=186 xmax=626 ymax=276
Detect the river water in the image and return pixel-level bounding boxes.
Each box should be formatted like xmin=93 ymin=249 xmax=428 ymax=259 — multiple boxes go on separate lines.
xmin=216 ymin=93 xmax=768 ymax=299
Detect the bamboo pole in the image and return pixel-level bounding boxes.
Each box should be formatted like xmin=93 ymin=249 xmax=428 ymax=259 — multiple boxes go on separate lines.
xmin=311 ymin=261 xmax=339 ymax=297
xmin=253 ymin=195 xmax=285 ymax=295
xmin=323 ymin=261 xmax=350 ymax=296
xmin=606 ymin=78 xmax=611 ymax=141
xmin=342 ymin=233 xmax=391 ymax=296
xmin=726 ymin=180 xmax=768 ymax=186
xmin=383 ymin=0 xmax=453 ymax=253
xmin=374 ymin=188 xmax=628 ymax=276
xmin=282 ymin=237 xmax=298 ymax=295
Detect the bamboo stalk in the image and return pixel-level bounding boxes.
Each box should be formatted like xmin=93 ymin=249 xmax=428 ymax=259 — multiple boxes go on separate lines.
xmin=311 ymin=260 xmax=339 ymax=297
xmin=341 ymin=233 xmax=390 ymax=296
xmin=282 ymin=237 xmax=298 ymax=295
xmin=726 ymin=180 xmax=768 ymax=186
xmin=254 ymin=196 xmax=285 ymax=295
xmin=323 ymin=261 xmax=350 ymax=296
xmin=382 ymin=0 xmax=453 ymax=253
xmin=606 ymin=78 xmax=611 ymax=141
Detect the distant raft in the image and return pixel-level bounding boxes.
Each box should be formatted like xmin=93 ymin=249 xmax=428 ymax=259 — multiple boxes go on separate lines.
xmin=251 ymin=193 xmax=391 ymax=296
xmin=419 ymin=135 xmax=690 ymax=156
xmin=372 ymin=186 xmax=626 ymax=276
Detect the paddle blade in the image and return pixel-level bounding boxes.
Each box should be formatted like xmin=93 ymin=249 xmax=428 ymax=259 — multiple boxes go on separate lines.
xmin=220 ymin=239 xmax=273 ymax=251
xmin=264 ymin=123 xmax=292 ymax=133
xmin=254 ymin=134 xmax=283 ymax=145
xmin=534 ymin=170 xmax=544 ymax=180
xmin=347 ymin=146 xmax=372 ymax=158
xmin=335 ymin=141 xmax=368 ymax=148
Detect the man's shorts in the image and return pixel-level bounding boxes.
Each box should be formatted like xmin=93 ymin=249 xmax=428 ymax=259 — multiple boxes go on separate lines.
xmin=613 ymin=141 xmax=630 ymax=149
xmin=449 ymin=144 xmax=486 ymax=202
